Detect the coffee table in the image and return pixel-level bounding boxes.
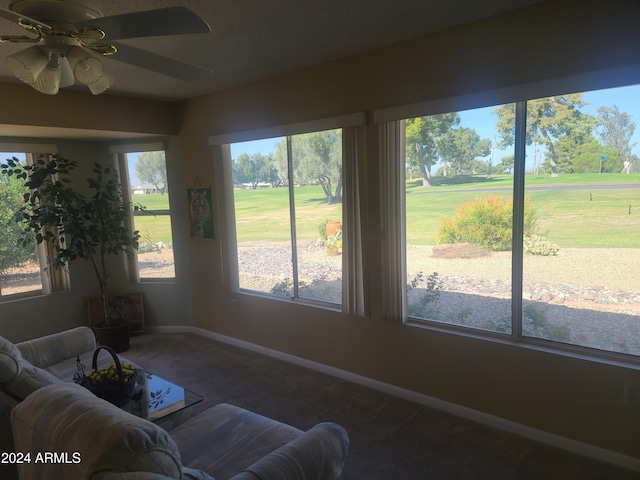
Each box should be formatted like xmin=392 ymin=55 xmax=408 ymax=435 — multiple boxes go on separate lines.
xmin=122 ymin=369 xmax=203 ymax=425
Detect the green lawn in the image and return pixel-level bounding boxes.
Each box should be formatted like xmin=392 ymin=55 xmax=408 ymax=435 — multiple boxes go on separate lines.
xmin=233 ymin=187 xmax=342 ymax=243
xmin=130 ymin=194 xmax=173 ymax=244
xmin=406 ymin=174 xmax=640 ymax=247
xmin=135 ymin=174 xmax=640 ymax=248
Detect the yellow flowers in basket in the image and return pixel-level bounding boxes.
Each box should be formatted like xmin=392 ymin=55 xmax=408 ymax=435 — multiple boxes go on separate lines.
xmin=74 ymin=346 xmax=138 ymax=407
xmin=87 ymin=360 xmax=136 ymax=386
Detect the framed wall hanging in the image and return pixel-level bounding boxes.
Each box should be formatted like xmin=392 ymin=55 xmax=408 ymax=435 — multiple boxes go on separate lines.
xmin=187 ymin=186 xmax=214 ymax=239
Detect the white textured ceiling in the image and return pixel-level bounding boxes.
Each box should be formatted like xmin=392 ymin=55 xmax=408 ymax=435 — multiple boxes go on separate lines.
xmin=0 ymin=0 xmax=546 ymax=102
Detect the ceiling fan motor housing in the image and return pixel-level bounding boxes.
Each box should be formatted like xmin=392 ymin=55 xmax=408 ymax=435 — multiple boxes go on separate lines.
xmin=9 ymin=0 xmax=103 ymax=25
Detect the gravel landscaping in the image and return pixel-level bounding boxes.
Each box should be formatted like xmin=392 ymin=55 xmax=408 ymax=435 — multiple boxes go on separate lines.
xmin=3 ymin=243 xmax=638 ymax=355
xmin=237 ymin=243 xmax=640 ymax=355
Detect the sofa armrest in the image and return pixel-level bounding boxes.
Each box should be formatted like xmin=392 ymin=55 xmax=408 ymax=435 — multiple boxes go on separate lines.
xmin=232 ymin=422 xmax=349 ymax=480
xmin=12 ymin=383 xmax=183 ymax=480
xmin=17 ymin=326 xmax=96 ymax=368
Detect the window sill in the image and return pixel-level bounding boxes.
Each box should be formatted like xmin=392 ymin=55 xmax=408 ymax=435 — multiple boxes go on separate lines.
xmin=236 ymin=288 xmax=343 ymax=313
xmin=137 ymin=278 xmax=177 ymax=285
xmin=0 ymin=290 xmax=46 ymax=304
xmin=406 ymin=318 xmax=640 ymax=370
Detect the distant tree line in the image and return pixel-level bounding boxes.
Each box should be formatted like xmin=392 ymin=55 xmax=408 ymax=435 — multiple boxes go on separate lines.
xmin=406 ymin=94 xmax=638 ymax=186
xmin=232 ymin=130 xmax=342 ymax=204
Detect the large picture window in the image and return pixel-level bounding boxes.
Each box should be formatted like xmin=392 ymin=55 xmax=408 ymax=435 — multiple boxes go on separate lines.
xmin=399 ymin=83 xmax=640 ymax=357
xmin=230 ymin=129 xmax=344 ymax=305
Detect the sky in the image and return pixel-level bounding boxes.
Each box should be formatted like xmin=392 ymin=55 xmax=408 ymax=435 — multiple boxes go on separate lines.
xmin=229 ymin=83 xmax=640 ymax=173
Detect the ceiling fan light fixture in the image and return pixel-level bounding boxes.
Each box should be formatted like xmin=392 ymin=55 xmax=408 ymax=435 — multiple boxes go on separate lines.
xmin=30 ymin=59 xmax=61 ymax=95
xmin=66 ymin=45 xmax=103 ymax=84
xmin=6 ymin=44 xmax=49 ymax=84
xmin=59 ymin=55 xmax=75 ymax=88
xmin=86 ymin=71 xmax=112 ymax=95
xmin=73 ymin=56 xmax=103 ymax=84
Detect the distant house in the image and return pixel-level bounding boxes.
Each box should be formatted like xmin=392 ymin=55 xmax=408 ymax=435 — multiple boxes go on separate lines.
xmin=131 ymin=184 xmax=158 ymax=195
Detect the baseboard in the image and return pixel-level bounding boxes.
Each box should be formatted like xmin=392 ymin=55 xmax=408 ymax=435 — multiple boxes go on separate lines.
xmin=153 ymin=325 xmax=640 ymax=473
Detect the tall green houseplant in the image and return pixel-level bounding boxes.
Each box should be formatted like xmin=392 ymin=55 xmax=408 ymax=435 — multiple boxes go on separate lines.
xmin=0 ymin=154 xmax=140 ymax=328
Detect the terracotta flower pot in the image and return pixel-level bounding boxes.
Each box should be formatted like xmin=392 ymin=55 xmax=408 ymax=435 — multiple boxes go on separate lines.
xmin=326 ymin=221 xmax=342 ymax=237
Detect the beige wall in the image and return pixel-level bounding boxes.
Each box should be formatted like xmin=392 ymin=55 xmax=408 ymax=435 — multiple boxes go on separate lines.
xmin=0 ymin=83 xmax=179 ymax=135
xmin=178 ymin=0 xmax=640 ymax=461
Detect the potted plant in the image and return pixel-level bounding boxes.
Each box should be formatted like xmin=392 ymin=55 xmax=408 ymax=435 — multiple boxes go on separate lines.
xmin=0 ymin=154 xmax=141 ymax=352
xmin=325 ymin=228 xmax=342 ymax=256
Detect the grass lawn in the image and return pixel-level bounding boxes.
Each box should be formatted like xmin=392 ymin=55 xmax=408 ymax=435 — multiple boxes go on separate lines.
xmin=137 ymin=174 xmax=640 ymax=248
xmin=131 ymin=194 xmax=173 ymax=245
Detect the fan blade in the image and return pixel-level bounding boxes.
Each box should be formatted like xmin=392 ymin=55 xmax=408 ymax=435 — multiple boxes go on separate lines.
xmin=0 ymin=7 xmax=51 ymax=30
xmin=78 ymin=7 xmax=210 ymax=41
xmin=109 ymin=42 xmax=214 ymax=82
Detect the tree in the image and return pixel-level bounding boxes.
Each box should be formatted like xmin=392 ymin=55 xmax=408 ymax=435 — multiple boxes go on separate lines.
xmin=405 ymin=113 xmax=459 ymax=187
xmin=0 ymin=161 xmax=37 ymax=274
xmin=233 ymin=152 xmax=278 ymax=189
xmin=274 ymin=130 xmax=342 ymax=203
xmin=571 ymin=139 xmax=621 ymax=173
xmin=436 ymin=127 xmax=491 ymax=176
xmin=494 ymin=154 xmax=514 ymax=174
xmin=597 ymin=105 xmax=636 ymax=165
xmin=135 ymin=151 xmax=168 ymax=194
xmin=494 ymin=95 xmax=598 ymax=174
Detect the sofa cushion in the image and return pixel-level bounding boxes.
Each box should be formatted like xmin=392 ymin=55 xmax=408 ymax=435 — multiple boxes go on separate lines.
xmin=4 ymin=362 xmax=60 ymax=399
xmin=11 ymin=383 xmax=185 ymax=480
xmin=17 ymin=326 xmax=96 ymax=368
xmin=0 ymin=336 xmax=22 ymax=383
xmin=171 ymin=403 xmax=302 ymax=480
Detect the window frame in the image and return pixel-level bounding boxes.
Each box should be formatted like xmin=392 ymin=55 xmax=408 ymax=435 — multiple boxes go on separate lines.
xmin=379 ymin=79 xmax=640 ymax=364
xmin=226 ymin=131 xmax=344 ymax=308
xmin=112 ymin=142 xmax=175 ymax=284
xmin=210 ymin=113 xmax=367 ymax=314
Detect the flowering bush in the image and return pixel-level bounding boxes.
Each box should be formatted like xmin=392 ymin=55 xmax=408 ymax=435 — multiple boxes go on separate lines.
xmin=523 ymin=234 xmax=560 ymax=256
xmin=437 ymin=195 xmax=536 ymax=251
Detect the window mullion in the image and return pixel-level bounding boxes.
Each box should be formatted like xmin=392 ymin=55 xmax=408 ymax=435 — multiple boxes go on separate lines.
xmin=511 ymin=101 xmax=527 ymax=339
xmin=286 ymin=136 xmax=299 ymax=298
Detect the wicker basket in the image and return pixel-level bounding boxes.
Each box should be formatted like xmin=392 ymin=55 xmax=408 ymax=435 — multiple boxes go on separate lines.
xmin=87 ymin=346 xmax=136 ymax=407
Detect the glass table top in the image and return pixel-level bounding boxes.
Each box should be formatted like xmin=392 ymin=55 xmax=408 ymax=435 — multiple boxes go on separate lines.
xmin=122 ymin=369 xmax=203 ymax=422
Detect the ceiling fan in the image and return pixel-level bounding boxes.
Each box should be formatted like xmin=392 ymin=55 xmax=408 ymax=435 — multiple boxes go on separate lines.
xmin=0 ymin=0 xmax=214 ymax=95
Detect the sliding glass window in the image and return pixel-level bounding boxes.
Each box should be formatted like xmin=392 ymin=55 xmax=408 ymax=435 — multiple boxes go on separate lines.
xmin=404 ymin=105 xmax=515 ymax=333
xmin=230 ymin=129 xmax=343 ymax=305
xmin=400 ymin=83 xmax=640 ymax=358
xmin=520 ymin=87 xmax=640 ymax=354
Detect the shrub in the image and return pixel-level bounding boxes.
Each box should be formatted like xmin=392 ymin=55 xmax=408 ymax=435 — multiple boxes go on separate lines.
xmin=523 ymin=234 xmax=559 ymax=256
xmin=407 ymin=271 xmax=443 ymax=318
xmin=437 ymin=195 xmax=535 ymax=251
xmin=0 ymin=166 xmax=37 ymax=273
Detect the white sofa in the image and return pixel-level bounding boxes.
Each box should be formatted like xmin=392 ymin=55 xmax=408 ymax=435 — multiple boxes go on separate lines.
xmin=2 ymin=328 xmax=349 ymax=479
xmin=0 ymin=327 xmax=97 ymax=452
